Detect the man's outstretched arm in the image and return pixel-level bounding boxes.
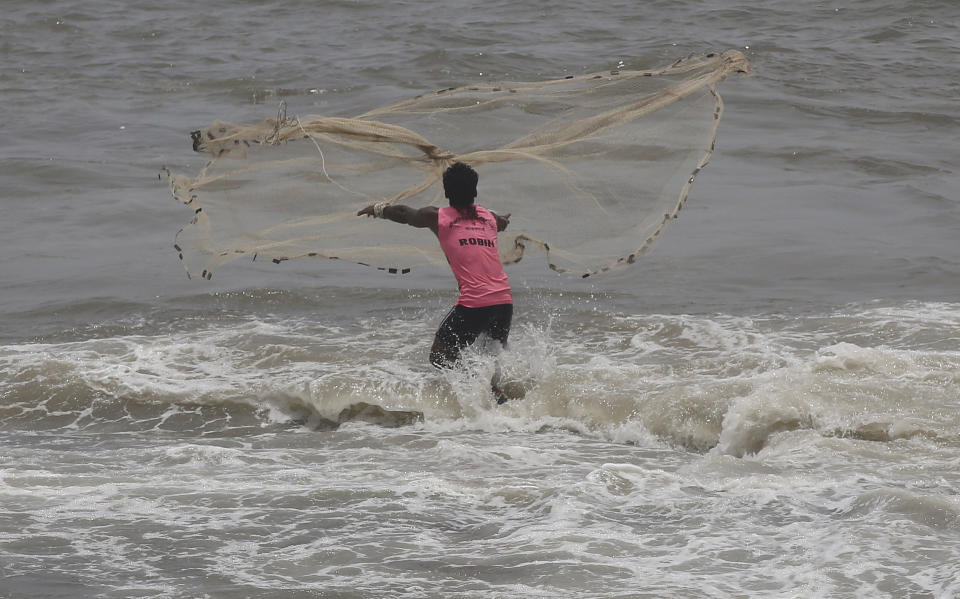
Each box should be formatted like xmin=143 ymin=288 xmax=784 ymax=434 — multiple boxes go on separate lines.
xmin=358 ymin=204 xmax=439 ymax=235
xmin=491 ymin=211 xmax=511 ymax=232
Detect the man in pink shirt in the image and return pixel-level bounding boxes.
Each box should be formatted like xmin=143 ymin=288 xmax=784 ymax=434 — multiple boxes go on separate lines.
xmin=358 ymin=163 xmax=514 ymax=403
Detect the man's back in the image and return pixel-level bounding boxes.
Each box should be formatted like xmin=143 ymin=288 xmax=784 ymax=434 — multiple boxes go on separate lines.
xmin=437 ymin=205 xmax=512 ymax=308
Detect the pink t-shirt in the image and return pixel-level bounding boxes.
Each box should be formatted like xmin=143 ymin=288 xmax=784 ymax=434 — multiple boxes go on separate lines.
xmin=437 ymin=205 xmax=513 ymax=308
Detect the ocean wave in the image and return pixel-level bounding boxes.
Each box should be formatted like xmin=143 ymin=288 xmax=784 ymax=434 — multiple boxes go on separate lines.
xmin=2 ymin=301 xmax=957 ymax=454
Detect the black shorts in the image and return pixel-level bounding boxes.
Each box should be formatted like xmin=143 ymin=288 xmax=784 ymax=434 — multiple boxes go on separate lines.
xmin=435 ymin=303 xmax=513 ymax=350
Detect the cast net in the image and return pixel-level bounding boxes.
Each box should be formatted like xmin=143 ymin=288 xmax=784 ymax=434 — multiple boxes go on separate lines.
xmin=165 ymin=50 xmax=750 ymax=279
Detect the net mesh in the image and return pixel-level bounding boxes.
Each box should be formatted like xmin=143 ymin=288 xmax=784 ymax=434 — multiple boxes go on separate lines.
xmin=165 ymin=50 xmax=750 ymax=279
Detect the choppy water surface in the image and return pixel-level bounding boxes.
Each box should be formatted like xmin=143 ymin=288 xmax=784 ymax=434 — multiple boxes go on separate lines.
xmin=2 ymin=0 xmax=959 ymax=597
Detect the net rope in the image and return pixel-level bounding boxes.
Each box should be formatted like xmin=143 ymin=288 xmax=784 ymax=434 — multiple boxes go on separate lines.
xmin=165 ymin=50 xmax=750 ymax=280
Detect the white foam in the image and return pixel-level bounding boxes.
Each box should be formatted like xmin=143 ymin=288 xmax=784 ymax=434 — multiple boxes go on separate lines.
xmin=3 ymin=303 xmax=960 ymax=456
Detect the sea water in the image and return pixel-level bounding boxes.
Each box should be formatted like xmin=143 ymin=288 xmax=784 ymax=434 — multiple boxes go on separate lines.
xmin=1 ymin=1 xmax=959 ymax=597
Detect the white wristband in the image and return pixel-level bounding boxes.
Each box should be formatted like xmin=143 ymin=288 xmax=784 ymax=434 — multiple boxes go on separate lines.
xmin=373 ymin=202 xmax=388 ymax=218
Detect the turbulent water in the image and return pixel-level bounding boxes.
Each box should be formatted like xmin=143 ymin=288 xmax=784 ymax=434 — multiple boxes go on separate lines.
xmin=2 ymin=1 xmax=959 ymax=597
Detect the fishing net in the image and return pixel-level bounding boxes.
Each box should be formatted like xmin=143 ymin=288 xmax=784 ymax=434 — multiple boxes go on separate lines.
xmin=165 ymin=50 xmax=750 ymax=279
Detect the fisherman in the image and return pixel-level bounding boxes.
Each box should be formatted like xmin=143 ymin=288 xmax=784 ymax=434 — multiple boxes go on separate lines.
xmin=358 ymin=162 xmax=514 ymax=403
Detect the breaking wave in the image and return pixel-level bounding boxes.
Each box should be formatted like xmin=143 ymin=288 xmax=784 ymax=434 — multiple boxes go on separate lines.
xmin=3 ymin=299 xmax=958 ymax=454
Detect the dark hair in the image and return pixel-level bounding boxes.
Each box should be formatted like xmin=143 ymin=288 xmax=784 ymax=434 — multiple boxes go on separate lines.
xmin=442 ymin=163 xmax=479 ymax=214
